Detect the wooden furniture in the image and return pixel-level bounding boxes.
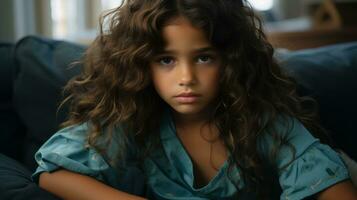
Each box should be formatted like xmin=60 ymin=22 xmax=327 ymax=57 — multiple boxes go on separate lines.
xmin=267 ymin=27 xmax=357 ymax=50
xmin=267 ymin=0 xmax=357 ymax=50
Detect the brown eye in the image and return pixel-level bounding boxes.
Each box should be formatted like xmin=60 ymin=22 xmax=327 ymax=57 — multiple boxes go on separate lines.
xmin=197 ymin=55 xmax=213 ymax=64
xmin=158 ymin=56 xmax=175 ymax=65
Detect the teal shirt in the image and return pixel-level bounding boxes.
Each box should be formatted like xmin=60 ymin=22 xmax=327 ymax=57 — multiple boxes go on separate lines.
xmin=32 ymin=111 xmax=349 ymax=200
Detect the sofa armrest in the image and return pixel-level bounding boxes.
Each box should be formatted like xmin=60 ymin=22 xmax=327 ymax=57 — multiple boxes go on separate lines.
xmin=0 ymin=153 xmax=61 ymax=200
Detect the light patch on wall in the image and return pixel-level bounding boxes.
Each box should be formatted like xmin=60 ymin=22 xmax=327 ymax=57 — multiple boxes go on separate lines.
xmin=49 ymin=0 xmax=122 ymax=43
xmin=248 ymin=0 xmax=274 ymax=11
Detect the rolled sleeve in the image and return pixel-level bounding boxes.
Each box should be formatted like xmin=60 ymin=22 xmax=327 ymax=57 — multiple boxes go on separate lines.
xmin=32 ymin=124 xmax=109 ymax=183
xmin=279 ymin=142 xmax=349 ymax=200
xmin=273 ymin=118 xmax=350 ymax=200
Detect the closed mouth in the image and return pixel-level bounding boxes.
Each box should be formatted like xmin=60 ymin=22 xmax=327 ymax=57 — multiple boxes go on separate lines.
xmin=174 ymin=93 xmax=201 ymax=103
xmin=174 ymin=92 xmax=201 ymax=97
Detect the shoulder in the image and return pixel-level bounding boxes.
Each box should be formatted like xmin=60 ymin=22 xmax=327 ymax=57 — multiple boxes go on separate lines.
xmin=259 ymin=116 xmax=318 ymax=158
xmin=35 ymin=122 xmax=135 ymax=167
xmin=49 ymin=122 xmax=131 ymax=145
xmin=49 ymin=123 xmax=91 ymax=142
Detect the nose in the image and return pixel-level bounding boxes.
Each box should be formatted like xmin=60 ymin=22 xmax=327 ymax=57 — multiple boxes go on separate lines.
xmin=178 ymin=61 xmax=196 ymax=86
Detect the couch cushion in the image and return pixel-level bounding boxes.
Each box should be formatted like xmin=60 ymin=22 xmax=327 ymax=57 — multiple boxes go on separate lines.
xmin=0 ymin=153 xmax=60 ymax=200
xmin=0 ymin=42 xmax=14 ymax=102
xmin=0 ymin=42 xmax=25 ymax=160
xmin=278 ymin=42 xmax=357 ymax=160
xmin=13 ymin=36 xmax=85 ymax=170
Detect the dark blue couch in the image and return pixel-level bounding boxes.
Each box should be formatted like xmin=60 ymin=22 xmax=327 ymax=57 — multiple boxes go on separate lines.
xmin=0 ymin=36 xmax=356 ymax=199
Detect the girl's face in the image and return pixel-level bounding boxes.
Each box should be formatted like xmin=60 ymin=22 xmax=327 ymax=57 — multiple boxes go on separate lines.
xmin=150 ymin=17 xmax=221 ymax=120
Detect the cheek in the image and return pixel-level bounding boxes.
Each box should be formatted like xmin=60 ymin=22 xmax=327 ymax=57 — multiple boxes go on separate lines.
xmin=151 ymin=72 xmax=170 ymax=96
xmin=150 ymin=67 xmax=160 ymax=87
xmin=203 ymin=68 xmax=221 ymax=89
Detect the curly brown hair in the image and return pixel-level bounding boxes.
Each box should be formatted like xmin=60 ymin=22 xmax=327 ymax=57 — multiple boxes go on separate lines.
xmin=60 ymin=0 xmax=329 ymax=198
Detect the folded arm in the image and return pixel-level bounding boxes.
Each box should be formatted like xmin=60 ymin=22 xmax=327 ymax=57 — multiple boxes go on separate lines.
xmin=316 ymin=180 xmax=357 ymax=200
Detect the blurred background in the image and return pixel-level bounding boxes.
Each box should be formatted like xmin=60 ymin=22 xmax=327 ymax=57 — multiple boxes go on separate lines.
xmin=1 ymin=0 xmax=357 ymax=49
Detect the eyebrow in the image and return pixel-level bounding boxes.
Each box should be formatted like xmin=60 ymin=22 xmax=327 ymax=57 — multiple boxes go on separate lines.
xmin=157 ymin=47 xmax=216 ymax=54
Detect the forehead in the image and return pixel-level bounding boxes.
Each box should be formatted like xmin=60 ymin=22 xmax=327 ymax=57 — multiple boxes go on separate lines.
xmin=161 ymin=17 xmax=211 ymax=50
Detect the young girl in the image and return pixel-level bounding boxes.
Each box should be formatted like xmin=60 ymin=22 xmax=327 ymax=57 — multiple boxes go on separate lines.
xmin=33 ymin=0 xmax=357 ymax=199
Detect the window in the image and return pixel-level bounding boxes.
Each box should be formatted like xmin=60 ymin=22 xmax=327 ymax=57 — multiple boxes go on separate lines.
xmin=248 ymin=0 xmax=274 ymax=11
xmin=50 ymin=0 xmax=122 ymax=43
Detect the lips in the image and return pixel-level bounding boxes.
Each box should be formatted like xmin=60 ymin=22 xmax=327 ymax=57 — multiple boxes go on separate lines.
xmin=174 ymin=93 xmax=201 ymax=103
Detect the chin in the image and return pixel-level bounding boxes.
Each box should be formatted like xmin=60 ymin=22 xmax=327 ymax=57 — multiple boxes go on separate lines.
xmin=171 ymin=105 xmax=206 ymax=116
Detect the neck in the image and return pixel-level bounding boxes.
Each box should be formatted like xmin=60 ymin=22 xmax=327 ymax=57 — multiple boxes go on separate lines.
xmin=172 ymin=109 xmax=220 ymax=141
xmin=172 ymin=110 xmax=212 ymax=127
